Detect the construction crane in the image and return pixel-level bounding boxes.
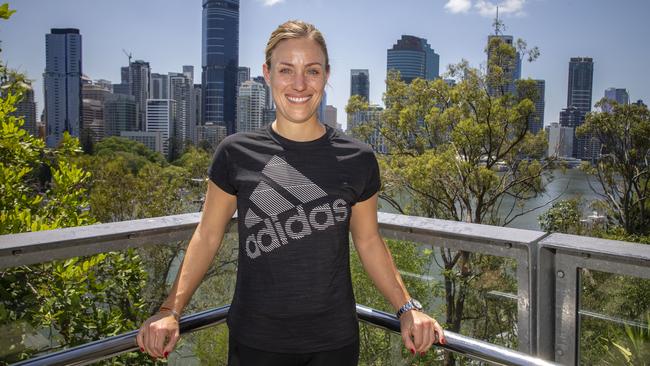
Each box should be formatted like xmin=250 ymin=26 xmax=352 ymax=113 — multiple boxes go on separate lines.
xmin=122 ymin=49 xmax=132 ymax=65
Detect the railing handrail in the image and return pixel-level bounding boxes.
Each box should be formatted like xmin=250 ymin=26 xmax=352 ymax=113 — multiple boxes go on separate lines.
xmin=0 ymin=212 xmax=548 ymax=270
xmin=12 ymin=304 xmax=558 ymax=366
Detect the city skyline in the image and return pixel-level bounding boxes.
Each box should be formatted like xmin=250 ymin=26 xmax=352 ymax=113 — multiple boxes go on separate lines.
xmin=2 ymin=0 xmax=649 ymax=130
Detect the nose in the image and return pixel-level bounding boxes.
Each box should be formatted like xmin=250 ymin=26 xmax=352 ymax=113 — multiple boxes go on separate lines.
xmin=292 ymin=72 xmax=306 ymax=91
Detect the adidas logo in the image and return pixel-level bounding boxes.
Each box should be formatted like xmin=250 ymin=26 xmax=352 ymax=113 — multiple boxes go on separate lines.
xmin=243 ymin=155 xmax=349 ymax=259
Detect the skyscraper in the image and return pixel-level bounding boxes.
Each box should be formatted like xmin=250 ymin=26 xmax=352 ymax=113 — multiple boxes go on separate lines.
xmin=104 ymin=93 xmax=137 ymax=137
xmin=11 ymin=83 xmax=37 ymax=136
xmin=146 ymin=99 xmax=176 ymax=160
xmin=528 ymin=80 xmax=545 ymax=134
xmin=387 ymin=35 xmax=439 ymax=84
xmin=567 ymin=57 xmax=594 ymax=115
xmin=151 ymin=73 xmax=169 ymax=99
xmin=603 ymin=87 xmax=629 ymax=112
xmin=566 ymin=57 xmax=596 ymax=160
xmin=236 ymin=80 xmax=266 ymax=132
xmin=350 ymin=69 xmax=369 ymax=102
xmin=182 ymin=65 xmax=197 ymax=144
xmin=169 ymin=72 xmax=193 ymax=148
xmin=81 ymin=78 xmax=112 ymax=144
xmin=202 ymin=0 xmax=239 ymax=135
xmin=252 ymin=75 xmax=273 ymax=109
xmin=129 ymin=60 xmax=151 ymax=131
xmin=237 ymin=66 xmax=250 ymax=87
xmin=44 ymin=28 xmax=82 ymax=147
xmin=487 ymin=35 xmax=522 ymax=96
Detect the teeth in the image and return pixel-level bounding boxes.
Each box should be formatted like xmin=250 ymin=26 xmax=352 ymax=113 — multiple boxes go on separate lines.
xmin=287 ymin=96 xmax=311 ymax=103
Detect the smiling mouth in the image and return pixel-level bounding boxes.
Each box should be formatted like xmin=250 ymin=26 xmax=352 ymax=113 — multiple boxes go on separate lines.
xmin=286 ymin=95 xmax=312 ymax=104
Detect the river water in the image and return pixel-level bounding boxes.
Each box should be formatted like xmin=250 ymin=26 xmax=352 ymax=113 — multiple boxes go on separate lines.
xmin=378 ymin=168 xmax=604 ymax=231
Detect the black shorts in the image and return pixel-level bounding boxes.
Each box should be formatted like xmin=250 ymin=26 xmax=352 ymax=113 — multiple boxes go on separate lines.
xmin=227 ymin=335 xmax=360 ymax=366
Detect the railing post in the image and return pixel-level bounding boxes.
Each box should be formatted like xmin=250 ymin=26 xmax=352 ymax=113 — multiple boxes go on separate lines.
xmin=536 ymin=245 xmax=556 ymax=361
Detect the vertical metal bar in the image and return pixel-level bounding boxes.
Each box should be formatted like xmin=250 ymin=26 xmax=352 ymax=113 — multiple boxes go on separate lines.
xmin=516 ymin=248 xmax=532 ymax=354
xmin=554 ymin=253 xmax=579 ymax=365
xmin=536 ymin=245 xmax=556 ymax=360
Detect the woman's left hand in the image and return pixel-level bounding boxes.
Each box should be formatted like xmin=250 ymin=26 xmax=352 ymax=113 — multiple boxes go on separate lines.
xmin=399 ymin=310 xmax=446 ymax=356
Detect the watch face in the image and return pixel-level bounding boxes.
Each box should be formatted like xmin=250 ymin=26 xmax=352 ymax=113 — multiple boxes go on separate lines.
xmin=412 ymin=299 xmax=423 ymax=309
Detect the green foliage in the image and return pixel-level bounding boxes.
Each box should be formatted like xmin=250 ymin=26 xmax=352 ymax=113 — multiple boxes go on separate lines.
xmin=346 ymin=35 xmax=549 ymax=365
xmin=351 ymin=240 xmax=442 ymax=365
xmin=538 ymin=198 xmax=583 ymax=234
xmin=0 ymin=11 xmax=152 ymax=362
xmin=94 ymin=136 xmax=167 ymax=167
xmin=577 ymin=100 xmax=650 ymax=235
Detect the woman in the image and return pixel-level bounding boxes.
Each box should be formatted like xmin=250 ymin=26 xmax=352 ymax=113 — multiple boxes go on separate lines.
xmin=137 ymin=20 xmax=445 ymax=365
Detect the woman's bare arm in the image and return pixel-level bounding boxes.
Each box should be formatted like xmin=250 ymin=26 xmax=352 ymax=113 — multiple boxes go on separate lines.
xmin=137 ymin=180 xmax=237 ymax=359
xmin=349 ymin=192 xmax=445 ymax=355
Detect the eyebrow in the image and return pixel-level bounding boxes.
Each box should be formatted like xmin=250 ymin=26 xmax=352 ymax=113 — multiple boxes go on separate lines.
xmin=278 ymin=62 xmax=323 ymax=67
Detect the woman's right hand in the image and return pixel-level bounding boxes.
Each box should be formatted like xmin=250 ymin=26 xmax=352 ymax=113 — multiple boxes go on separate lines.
xmin=136 ymin=311 xmax=180 ymax=359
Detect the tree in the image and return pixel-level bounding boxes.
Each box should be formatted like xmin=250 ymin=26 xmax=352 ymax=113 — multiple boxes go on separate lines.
xmin=577 ymin=100 xmax=650 ymax=235
xmin=0 ymin=6 xmax=152 ymax=363
xmin=538 ymin=198 xmax=583 ymax=235
xmin=347 ymin=36 xmax=549 ymax=364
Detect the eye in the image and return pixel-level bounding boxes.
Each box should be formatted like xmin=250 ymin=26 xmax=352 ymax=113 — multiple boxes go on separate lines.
xmin=279 ymin=68 xmax=292 ymax=74
xmin=307 ymin=69 xmax=320 ymax=75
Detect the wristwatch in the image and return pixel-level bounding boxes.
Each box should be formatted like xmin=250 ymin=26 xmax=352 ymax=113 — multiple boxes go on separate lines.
xmin=396 ymin=298 xmax=423 ymax=319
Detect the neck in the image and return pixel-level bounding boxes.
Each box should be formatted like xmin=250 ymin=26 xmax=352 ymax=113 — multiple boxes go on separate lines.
xmin=272 ymin=117 xmax=326 ymax=142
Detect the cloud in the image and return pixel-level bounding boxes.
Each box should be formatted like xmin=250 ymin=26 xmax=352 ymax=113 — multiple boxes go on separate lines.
xmin=475 ymin=0 xmax=527 ymax=17
xmin=444 ymin=0 xmax=472 ymax=13
xmin=444 ymin=0 xmax=527 ymax=17
xmin=261 ymin=0 xmax=285 ymax=6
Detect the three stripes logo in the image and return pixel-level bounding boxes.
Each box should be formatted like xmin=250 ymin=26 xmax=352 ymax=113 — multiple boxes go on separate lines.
xmin=243 ymin=155 xmax=349 ymax=259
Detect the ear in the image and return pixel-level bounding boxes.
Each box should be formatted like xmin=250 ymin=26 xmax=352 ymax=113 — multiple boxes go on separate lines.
xmin=262 ymin=63 xmax=271 ymax=85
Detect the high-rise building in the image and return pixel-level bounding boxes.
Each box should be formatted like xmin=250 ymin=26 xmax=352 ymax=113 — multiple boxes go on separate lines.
xmin=82 ymin=81 xmax=112 ymax=103
xmin=603 ymin=87 xmax=629 ymax=112
xmin=120 ymin=131 xmax=163 ymax=154
xmin=387 ymin=35 xmax=439 ymax=84
xmin=566 ymin=57 xmax=596 ymax=160
xmin=323 ymin=105 xmax=337 ymax=129
xmin=104 ymin=93 xmax=137 ymax=137
xmin=112 ymin=83 xmax=130 ymax=95
xmin=81 ymin=77 xmax=111 ymax=144
xmin=237 ymin=66 xmax=250 ymax=87
xmin=95 ymin=79 xmax=113 ymax=92
xmin=350 ymin=69 xmax=369 ymax=102
xmin=44 ymin=28 xmax=82 ymax=147
xmin=252 ymin=75 xmax=273 ymax=109
xmin=547 ymin=122 xmax=574 ymax=158
xmin=202 ymin=0 xmax=239 ymax=135
xmin=151 ymin=73 xmax=169 ymax=99
xmin=487 ymin=35 xmax=522 ymax=96
xmin=236 ymin=80 xmax=266 ymax=132
xmin=182 ymin=66 xmax=197 ymax=144
xmin=347 ymin=105 xmax=387 ymax=154
xmin=169 ymin=72 xmax=193 ymax=149
xmin=129 ymin=60 xmax=151 ymax=131
xmin=82 ymin=98 xmax=104 ymax=143
xmin=193 ymin=84 xmax=203 ymax=126
xmin=198 ymin=123 xmax=227 ymax=149
xmin=146 ymin=99 xmax=176 ymax=160
xmin=567 ymin=57 xmax=594 ymax=114
xmin=528 ymin=80 xmax=545 ymax=134
xmin=559 ymin=106 xmax=594 ymax=160
xmin=11 ymin=83 xmax=38 ymax=136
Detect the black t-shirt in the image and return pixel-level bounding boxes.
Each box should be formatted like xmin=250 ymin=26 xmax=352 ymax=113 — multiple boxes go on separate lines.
xmin=207 ymin=122 xmax=381 ymax=353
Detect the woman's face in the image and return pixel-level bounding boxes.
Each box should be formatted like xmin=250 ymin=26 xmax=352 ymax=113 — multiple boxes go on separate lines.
xmin=263 ymin=37 xmax=329 ymax=125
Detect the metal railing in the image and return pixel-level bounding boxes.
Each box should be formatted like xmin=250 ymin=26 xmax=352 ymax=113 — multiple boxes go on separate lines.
xmin=2 ymin=212 xmax=649 ymax=365
xmin=12 ymin=305 xmax=556 ymax=366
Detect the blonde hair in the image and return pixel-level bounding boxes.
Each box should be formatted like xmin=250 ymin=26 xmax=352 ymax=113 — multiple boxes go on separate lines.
xmin=265 ymin=20 xmax=330 ymax=72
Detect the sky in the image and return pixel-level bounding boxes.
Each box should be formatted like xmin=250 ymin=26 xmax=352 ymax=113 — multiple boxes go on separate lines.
xmin=1 ymin=0 xmax=649 ymax=130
